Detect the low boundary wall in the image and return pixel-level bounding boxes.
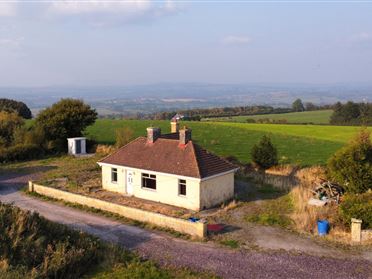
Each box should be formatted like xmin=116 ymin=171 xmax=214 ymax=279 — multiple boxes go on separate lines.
xmin=28 ymin=181 xmax=206 ymax=238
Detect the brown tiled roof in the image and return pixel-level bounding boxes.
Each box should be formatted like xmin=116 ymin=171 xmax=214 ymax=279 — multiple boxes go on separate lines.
xmin=99 ymin=137 xmax=237 ymax=179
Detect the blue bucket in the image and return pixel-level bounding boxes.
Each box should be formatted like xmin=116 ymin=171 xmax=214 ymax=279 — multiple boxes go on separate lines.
xmin=188 ymin=217 xmax=200 ymax=223
xmin=317 ymin=220 xmax=329 ymax=236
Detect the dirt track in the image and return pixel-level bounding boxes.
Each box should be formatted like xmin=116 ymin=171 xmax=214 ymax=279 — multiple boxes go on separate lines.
xmin=0 ymin=171 xmax=371 ymax=279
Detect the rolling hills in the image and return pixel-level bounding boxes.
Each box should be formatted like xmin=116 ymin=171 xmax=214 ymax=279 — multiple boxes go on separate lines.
xmin=85 ymin=120 xmax=369 ymax=166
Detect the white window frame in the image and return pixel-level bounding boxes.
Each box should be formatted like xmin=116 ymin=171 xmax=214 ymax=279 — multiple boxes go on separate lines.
xmin=142 ymin=173 xmax=157 ymax=190
xmin=111 ymin=168 xmax=118 ymax=183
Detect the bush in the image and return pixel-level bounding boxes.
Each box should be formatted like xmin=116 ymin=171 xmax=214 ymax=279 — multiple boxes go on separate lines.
xmin=115 ymin=127 xmax=134 ymax=148
xmin=251 ymin=135 xmax=278 ymax=169
xmin=0 ymin=202 xmax=101 ymax=278
xmin=13 ymin=125 xmax=46 ymax=147
xmin=327 ymin=129 xmax=372 ymax=193
xmin=0 ymin=144 xmax=44 ymax=162
xmin=339 ymin=192 xmax=372 ymax=229
xmin=0 ymin=111 xmax=24 ymax=146
xmin=36 ymin=99 xmax=97 ymax=151
xmin=0 ymin=98 xmax=32 ymax=119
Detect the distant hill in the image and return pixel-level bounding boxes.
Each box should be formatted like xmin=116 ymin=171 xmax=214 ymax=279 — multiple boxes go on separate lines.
xmin=0 ymin=83 xmax=371 ymax=116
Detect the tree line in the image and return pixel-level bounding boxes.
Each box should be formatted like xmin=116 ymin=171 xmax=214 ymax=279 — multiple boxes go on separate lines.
xmin=330 ymin=101 xmax=372 ymax=126
xmin=141 ymin=99 xmax=334 ymax=121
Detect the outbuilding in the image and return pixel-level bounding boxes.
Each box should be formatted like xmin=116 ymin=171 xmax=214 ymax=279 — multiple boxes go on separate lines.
xmin=67 ymin=137 xmax=87 ymax=155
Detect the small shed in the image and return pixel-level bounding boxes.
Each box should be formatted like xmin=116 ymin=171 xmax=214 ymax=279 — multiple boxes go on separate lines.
xmin=67 ymin=137 xmax=87 ymax=155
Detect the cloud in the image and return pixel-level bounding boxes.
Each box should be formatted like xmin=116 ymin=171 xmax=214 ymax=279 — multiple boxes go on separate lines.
xmin=46 ymin=0 xmax=180 ymax=25
xmin=349 ymin=32 xmax=372 ymax=50
xmin=222 ymin=35 xmax=252 ymax=45
xmin=351 ymin=32 xmax=372 ymax=43
xmin=48 ymin=0 xmax=151 ymax=15
xmin=0 ymin=37 xmax=24 ymax=48
xmin=0 ymin=3 xmax=17 ymax=17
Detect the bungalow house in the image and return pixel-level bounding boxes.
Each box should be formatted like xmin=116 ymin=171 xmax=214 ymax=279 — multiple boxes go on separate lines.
xmin=97 ymin=120 xmax=238 ymax=211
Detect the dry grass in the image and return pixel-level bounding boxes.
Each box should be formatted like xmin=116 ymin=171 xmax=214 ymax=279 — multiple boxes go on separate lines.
xmin=295 ymin=165 xmax=325 ymax=185
xmin=95 ymin=144 xmax=117 ymax=155
xmin=290 ymin=167 xmax=346 ymax=238
xmin=265 ymin=165 xmax=298 ymax=176
xmin=221 ymin=199 xmax=240 ymax=211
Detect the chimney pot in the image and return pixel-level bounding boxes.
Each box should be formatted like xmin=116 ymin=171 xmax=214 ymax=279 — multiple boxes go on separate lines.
xmin=179 ymin=127 xmax=192 ymax=145
xmin=171 ymin=119 xmax=179 ymax=133
xmin=147 ymin=127 xmax=161 ymax=143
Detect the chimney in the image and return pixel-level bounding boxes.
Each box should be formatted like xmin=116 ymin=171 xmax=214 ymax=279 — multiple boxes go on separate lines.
xmin=170 ymin=119 xmax=179 ymax=133
xmin=179 ymin=127 xmax=192 ymax=145
xmin=147 ymin=127 xmax=161 ymax=143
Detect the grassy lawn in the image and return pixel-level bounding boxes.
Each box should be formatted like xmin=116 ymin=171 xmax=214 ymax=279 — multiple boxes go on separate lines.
xmin=85 ymin=119 xmax=369 ymax=166
xmin=203 ymin=110 xmax=333 ymax=124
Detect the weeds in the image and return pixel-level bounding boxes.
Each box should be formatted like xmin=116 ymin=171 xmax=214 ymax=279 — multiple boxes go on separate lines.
xmin=219 ymin=239 xmax=239 ymax=249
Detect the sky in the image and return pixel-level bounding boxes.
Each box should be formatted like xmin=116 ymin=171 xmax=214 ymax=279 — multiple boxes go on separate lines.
xmin=0 ymin=0 xmax=372 ymax=87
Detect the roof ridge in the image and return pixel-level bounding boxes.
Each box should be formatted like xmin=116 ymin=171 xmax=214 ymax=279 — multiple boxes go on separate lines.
xmin=189 ymin=141 xmax=202 ymax=179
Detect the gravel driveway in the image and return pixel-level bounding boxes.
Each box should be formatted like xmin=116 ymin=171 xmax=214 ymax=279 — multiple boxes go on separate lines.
xmin=0 ymin=172 xmax=370 ymax=279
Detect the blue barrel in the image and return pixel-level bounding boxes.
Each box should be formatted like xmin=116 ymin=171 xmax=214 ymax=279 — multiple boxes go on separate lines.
xmin=317 ymin=220 xmax=329 ymax=236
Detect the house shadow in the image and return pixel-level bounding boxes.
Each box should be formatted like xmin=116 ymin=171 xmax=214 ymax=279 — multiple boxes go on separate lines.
xmin=234 ymin=168 xmax=300 ymax=203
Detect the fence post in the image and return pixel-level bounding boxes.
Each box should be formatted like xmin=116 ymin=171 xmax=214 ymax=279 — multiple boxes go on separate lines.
xmin=351 ymin=218 xmax=362 ymax=242
xmin=28 ymin=181 xmax=34 ymax=192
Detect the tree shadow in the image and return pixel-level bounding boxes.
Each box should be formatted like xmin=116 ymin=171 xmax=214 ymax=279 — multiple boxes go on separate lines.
xmin=0 ymin=165 xmax=56 ymax=191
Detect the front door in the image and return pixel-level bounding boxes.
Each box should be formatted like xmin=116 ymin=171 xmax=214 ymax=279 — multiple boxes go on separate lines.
xmin=126 ymin=171 xmax=134 ymax=195
xmin=75 ymin=140 xmax=81 ymax=154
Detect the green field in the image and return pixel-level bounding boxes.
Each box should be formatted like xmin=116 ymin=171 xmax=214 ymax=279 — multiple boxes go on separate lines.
xmin=85 ymin=119 xmax=369 ymax=166
xmin=203 ymin=110 xmax=333 ymax=124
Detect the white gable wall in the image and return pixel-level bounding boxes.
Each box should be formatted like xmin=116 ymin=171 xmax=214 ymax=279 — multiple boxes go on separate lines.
xmin=200 ymin=172 xmax=235 ymax=210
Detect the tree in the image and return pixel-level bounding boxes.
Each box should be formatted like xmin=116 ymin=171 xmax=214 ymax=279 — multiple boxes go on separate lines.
xmin=305 ymin=102 xmax=317 ymax=111
xmin=251 ymin=135 xmax=278 ymax=169
xmin=115 ymin=127 xmax=134 ymax=148
xmin=0 ymin=111 xmax=24 ymax=146
xmin=36 ymin=99 xmax=97 ymax=150
xmin=0 ymin=98 xmax=32 ymax=119
xmin=327 ymin=129 xmax=372 ymax=193
xmin=330 ymin=101 xmax=372 ymax=126
xmin=292 ymin=99 xmax=305 ymax=112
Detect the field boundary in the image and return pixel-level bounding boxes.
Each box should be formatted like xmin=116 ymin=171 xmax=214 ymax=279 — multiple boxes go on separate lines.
xmin=28 ymin=181 xmax=206 ymax=238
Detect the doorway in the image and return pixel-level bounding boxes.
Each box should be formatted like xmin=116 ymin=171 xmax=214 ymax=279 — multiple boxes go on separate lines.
xmin=126 ymin=170 xmax=134 ymax=195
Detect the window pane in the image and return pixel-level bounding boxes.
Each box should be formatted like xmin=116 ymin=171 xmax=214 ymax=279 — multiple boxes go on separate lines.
xmin=179 ymin=180 xmax=186 ymax=196
xmin=112 ymin=168 xmax=118 ymax=182
xmin=142 ymin=173 xmax=156 ymax=190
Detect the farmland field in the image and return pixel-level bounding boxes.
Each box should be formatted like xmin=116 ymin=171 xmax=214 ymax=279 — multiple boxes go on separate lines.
xmin=85 ymin=119 xmax=370 ymax=166
xmin=203 ymin=110 xmax=333 ymax=124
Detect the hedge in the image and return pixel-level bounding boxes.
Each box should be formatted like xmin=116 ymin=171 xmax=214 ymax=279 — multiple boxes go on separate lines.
xmin=0 ymin=144 xmax=44 ymax=162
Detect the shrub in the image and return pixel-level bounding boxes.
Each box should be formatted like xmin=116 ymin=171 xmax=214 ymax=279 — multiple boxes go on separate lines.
xmin=0 ymin=98 xmax=32 ymax=119
xmin=251 ymin=135 xmax=278 ymax=169
xmin=339 ymin=192 xmax=372 ymax=229
xmin=13 ymin=125 xmax=46 ymax=147
xmin=36 ymin=99 xmax=97 ymax=151
xmin=0 ymin=111 xmax=24 ymax=146
xmin=115 ymin=127 xmax=134 ymax=148
xmin=327 ymin=129 xmax=372 ymax=193
xmin=0 ymin=202 xmax=101 ymax=278
xmin=0 ymin=144 xmax=44 ymax=162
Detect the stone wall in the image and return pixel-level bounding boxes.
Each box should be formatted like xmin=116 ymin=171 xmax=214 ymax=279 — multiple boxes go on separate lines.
xmin=29 ymin=182 xmax=206 ymax=238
